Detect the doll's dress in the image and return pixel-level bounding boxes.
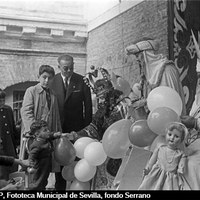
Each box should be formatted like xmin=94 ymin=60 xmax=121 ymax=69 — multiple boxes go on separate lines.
xmin=138 ymin=145 xmax=186 ymax=190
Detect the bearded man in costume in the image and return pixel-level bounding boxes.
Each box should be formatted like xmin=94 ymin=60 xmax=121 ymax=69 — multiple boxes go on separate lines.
xmin=125 ymin=38 xmax=186 ymax=115
xmin=68 ymin=67 xmax=127 ymax=190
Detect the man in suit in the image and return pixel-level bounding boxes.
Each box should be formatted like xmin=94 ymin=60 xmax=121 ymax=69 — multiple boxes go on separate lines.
xmin=50 ymin=54 xmax=92 ymax=190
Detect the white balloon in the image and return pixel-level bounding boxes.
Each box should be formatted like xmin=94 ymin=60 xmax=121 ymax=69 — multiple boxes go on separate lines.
xmin=147 ymin=86 xmax=183 ymax=116
xmin=84 ymin=142 xmax=107 ymax=166
xmin=74 ymin=159 xmax=96 ymax=182
xmin=74 ymin=137 xmax=95 ymax=158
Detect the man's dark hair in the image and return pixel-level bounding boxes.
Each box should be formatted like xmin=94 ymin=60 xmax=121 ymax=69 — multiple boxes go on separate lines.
xmin=39 ymin=65 xmax=55 ymax=77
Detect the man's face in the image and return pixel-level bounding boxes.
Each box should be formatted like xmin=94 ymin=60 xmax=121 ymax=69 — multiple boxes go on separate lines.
xmin=58 ymin=59 xmax=74 ymax=78
xmin=38 ymin=72 xmax=54 ymax=89
xmin=135 ymin=52 xmax=145 ymax=68
xmin=0 ymin=98 xmax=5 ymax=107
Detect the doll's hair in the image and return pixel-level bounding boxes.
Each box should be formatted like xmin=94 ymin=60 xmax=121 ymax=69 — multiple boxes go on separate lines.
xmin=166 ymin=122 xmax=187 ymax=142
xmin=30 ymin=120 xmax=48 ymax=136
xmin=39 ymin=65 xmax=55 ymax=77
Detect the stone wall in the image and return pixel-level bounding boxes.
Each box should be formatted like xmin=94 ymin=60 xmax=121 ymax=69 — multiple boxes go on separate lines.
xmin=86 ymin=0 xmax=168 ymax=87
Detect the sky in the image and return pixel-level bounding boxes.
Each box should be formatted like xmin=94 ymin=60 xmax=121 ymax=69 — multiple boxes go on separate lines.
xmin=82 ymin=0 xmax=119 ymax=21
xmin=1 ymin=0 xmax=120 ymax=21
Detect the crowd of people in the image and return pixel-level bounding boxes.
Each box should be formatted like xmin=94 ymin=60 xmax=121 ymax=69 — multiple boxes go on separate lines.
xmin=1 ymin=37 xmax=200 ymax=191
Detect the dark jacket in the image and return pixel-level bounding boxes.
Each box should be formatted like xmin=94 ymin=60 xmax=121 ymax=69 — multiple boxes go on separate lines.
xmin=0 ymin=156 xmax=15 ymax=166
xmin=0 ymin=105 xmax=18 ymax=180
xmin=28 ymin=133 xmax=55 ymax=190
xmin=50 ymin=72 xmax=92 ymax=132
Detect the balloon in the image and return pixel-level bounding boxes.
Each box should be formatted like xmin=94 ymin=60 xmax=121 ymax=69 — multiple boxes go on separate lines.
xmin=54 ymin=137 xmax=76 ymax=166
xmin=129 ymin=120 xmax=157 ymax=147
xmin=147 ymin=86 xmax=183 ymax=116
xmin=115 ymin=77 xmax=131 ymax=97
xmin=133 ymin=106 xmax=148 ymax=121
xmin=74 ymin=159 xmax=96 ymax=182
xmin=61 ymin=161 xmax=77 ymax=181
xmin=70 ymin=179 xmax=90 ymax=190
xmin=132 ymin=83 xmax=141 ymax=97
xmin=84 ymin=142 xmax=107 ymax=166
xmin=74 ymin=137 xmax=95 ymax=159
xmin=102 ymin=119 xmax=132 ymax=159
xmin=150 ymin=135 xmax=166 ymax=152
xmin=147 ymin=107 xmax=180 ymax=135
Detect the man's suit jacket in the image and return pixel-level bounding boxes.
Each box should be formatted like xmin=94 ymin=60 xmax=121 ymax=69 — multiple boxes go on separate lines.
xmin=50 ymin=72 xmax=92 ymax=132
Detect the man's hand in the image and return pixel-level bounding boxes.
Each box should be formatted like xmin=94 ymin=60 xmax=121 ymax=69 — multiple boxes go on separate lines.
xmin=15 ymin=159 xmax=30 ymax=169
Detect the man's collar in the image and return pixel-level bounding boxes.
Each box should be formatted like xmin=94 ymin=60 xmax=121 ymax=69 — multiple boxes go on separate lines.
xmin=61 ymin=73 xmax=72 ymax=83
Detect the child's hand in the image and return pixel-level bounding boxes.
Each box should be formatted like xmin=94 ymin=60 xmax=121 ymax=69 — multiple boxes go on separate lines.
xmin=65 ymin=132 xmax=77 ymax=141
xmin=53 ymin=132 xmax=62 ymax=138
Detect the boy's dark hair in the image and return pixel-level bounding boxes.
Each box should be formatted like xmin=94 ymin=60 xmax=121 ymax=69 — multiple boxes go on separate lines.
xmin=30 ymin=120 xmax=48 ymax=136
xmin=39 ymin=65 xmax=55 ymax=77
xmin=57 ymin=54 xmax=73 ymax=64
xmin=0 ymin=88 xmax=6 ymax=99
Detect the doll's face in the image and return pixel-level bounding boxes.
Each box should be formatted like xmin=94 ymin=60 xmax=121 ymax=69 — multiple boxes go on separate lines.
xmin=166 ymin=129 xmax=182 ymax=149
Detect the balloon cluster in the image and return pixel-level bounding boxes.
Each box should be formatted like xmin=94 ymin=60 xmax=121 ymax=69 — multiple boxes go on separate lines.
xmin=54 ymin=85 xmax=183 ymax=189
xmin=128 ymin=86 xmax=183 ymax=150
xmin=55 ymin=136 xmax=108 ymax=190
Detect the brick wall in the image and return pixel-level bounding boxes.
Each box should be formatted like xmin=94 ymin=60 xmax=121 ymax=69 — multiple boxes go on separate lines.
xmin=87 ymin=0 xmax=168 ymax=87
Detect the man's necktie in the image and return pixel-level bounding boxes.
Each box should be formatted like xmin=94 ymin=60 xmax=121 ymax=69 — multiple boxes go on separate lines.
xmin=65 ymin=77 xmax=68 ymax=91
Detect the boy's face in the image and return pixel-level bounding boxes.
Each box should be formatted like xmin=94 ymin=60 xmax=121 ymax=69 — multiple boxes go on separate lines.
xmin=36 ymin=126 xmax=50 ymax=138
xmin=0 ymin=98 xmax=5 ymax=107
xmin=38 ymin=72 xmax=54 ymax=88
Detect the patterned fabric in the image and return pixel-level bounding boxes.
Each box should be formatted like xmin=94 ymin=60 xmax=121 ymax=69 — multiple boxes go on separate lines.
xmin=125 ymin=39 xmax=159 ymax=55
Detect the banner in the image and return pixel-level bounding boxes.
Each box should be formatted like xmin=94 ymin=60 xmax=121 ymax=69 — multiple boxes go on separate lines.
xmin=168 ymin=0 xmax=200 ymax=113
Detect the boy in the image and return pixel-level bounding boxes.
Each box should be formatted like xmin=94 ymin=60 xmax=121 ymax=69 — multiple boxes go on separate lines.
xmin=20 ymin=65 xmax=62 ymax=189
xmin=27 ymin=120 xmax=63 ymax=190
